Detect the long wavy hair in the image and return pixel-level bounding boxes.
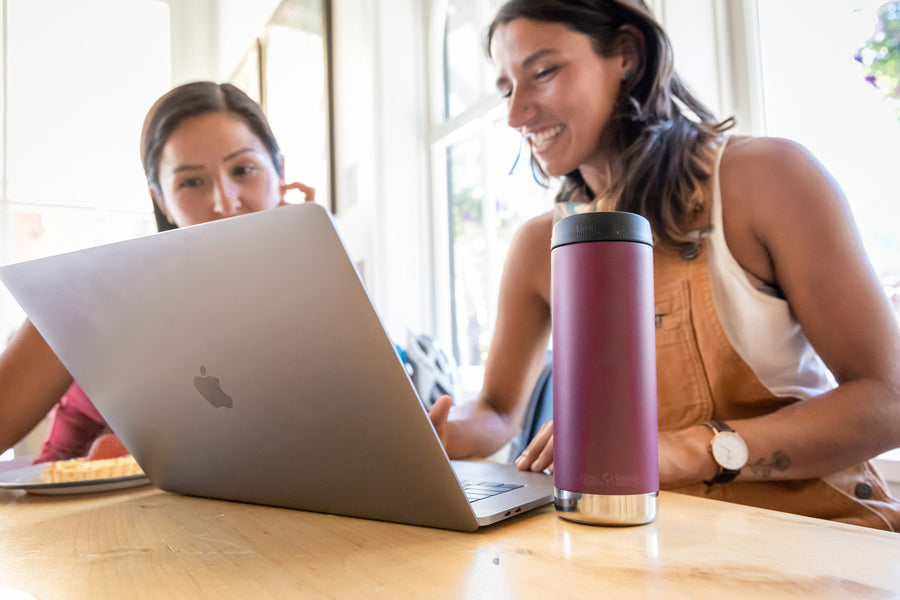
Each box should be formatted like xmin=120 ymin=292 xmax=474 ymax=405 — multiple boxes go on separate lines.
xmin=487 ymin=0 xmax=734 ymax=256
xmin=139 ymin=82 xmax=284 ymax=232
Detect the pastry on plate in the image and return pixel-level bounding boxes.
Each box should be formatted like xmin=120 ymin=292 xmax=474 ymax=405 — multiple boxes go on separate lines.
xmin=41 ymin=455 xmax=144 ymax=483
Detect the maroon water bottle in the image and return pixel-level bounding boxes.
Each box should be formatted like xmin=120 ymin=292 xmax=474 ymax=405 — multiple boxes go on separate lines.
xmin=551 ymin=211 xmax=658 ymax=525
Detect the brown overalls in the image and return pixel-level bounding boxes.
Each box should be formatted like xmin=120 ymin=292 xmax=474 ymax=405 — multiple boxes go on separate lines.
xmin=654 ymin=241 xmax=900 ymax=531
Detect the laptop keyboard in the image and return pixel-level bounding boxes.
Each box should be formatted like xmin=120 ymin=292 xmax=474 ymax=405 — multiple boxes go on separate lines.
xmin=460 ymin=480 xmax=523 ymax=503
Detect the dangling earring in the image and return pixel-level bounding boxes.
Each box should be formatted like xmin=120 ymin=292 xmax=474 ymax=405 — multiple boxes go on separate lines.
xmin=623 ymin=69 xmax=634 ymax=82
xmin=509 ymin=135 xmax=524 ymax=175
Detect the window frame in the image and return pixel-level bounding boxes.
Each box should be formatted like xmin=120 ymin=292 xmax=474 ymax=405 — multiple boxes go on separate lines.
xmin=428 ymin=0 xmax=509 ymax=364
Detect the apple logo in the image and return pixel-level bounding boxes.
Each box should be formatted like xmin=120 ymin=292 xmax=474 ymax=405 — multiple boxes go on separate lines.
xmin=193 ymin=366 xmax=234 ymax=408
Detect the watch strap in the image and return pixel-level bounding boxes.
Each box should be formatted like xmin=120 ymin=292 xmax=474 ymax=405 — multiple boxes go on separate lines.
xmin=703 ymin=420 xmax=741 ymax=485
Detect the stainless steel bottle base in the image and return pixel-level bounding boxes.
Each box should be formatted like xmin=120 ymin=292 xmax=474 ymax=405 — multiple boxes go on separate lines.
xmin=554 ymin=488 xmax=658 ymax=525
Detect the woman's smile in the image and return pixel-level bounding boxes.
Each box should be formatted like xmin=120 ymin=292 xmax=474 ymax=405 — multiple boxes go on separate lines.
xmin=527 ymin=124 xmax=566 ymax=152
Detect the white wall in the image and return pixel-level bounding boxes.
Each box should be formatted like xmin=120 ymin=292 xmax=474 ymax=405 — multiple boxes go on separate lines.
xmin=166 ymin=0 xmax=219 ymax=84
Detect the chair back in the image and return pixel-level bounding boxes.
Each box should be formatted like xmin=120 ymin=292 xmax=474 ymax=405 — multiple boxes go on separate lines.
xmin=508 ymin=352 xmax=553 ymax=462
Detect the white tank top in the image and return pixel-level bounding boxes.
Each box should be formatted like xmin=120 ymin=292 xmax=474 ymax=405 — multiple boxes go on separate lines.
xmin=706 ymin=139 xmax=836 ymax=399
xmin=553 ymin=139 xmax=837 ymax=400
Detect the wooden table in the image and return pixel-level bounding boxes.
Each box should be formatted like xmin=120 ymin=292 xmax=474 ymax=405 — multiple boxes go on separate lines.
xmin=0 ymin=485 xmax=898 ymax=599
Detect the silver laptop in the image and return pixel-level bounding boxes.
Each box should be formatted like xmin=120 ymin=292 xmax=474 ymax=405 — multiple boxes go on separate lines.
xmin=0 ymin=202 xmax=552 ymax=531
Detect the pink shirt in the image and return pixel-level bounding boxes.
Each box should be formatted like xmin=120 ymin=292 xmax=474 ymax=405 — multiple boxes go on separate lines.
xmin=35 ymin=382 xmax=109 ymax=463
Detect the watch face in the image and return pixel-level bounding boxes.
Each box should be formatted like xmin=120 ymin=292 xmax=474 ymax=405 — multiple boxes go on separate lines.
xmin=711 ymin=431 xmax=749 ymax=470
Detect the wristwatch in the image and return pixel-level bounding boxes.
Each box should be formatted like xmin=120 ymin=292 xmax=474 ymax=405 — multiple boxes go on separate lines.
xmin=703 ymin=420 xmax=748 ymax=485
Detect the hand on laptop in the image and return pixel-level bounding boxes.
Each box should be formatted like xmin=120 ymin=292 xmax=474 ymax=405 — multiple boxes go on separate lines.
xmin=514 ymin=421 xmax=554 ymax=474
xmin=428 ymin=395 xmax=453 ymax=449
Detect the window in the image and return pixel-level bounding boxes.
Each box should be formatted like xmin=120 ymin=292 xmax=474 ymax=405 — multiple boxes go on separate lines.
xmin=0 ymin=0 xmax=170 ymax=350
xmin=755 ymin=0 xmax=900 ymax=471
xmin=756 ymin=0 xmax=900 ymax=299
xmin=431 ymin=0 xmax=556 ymax=399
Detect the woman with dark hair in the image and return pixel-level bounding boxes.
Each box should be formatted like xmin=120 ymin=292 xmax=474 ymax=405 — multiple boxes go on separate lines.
xmin=429 ymin=0 xmax=900 ymax=529
xmin=0 ymin=81 xmax=313 ymax=463
xmin=141 ymin=81 xmax=313 ymax=232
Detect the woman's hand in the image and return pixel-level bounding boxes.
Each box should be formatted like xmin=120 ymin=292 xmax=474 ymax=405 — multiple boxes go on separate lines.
xmin=513 ymin=423 xmax=714 ymax=485
xmin=657 ymin=427 xmax=717 ymax=487
xmin=428 ymin=395 xmax=516 ymax=460
xmin=514 ymin=420 xmax=554 ymax=473
xmin=86 ymin=432 xmax=129 ymax=460
xmin=280 ymin=181 xmax=315 ymax=204
xmin=428 ymin=395 xmax=453 ymax=449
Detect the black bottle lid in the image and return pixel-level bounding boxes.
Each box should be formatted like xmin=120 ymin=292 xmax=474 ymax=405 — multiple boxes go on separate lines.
xmin=551 ymin=211 xmax=653 ymax=250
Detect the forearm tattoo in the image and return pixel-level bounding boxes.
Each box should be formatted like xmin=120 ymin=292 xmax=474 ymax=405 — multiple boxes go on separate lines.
xmin=747 ymin=450 xmax=791 ymax=478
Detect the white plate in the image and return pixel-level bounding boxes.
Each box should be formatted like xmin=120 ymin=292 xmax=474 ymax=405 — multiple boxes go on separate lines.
xmin=0 ymin=463 xmax=150 ymax=495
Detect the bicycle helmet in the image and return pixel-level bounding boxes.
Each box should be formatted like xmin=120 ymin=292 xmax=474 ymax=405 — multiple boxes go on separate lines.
xmin=402 ymin=331 xmax=460 ymax=410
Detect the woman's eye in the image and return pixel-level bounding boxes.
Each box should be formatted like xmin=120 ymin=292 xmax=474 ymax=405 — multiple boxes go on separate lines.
xmin=233 ymin=164 xmax=258 ymax=177
xmin=177 ymin=177 xmax=203 ymax=189
xmin=535 ymin=65 xmax=558 ymax=80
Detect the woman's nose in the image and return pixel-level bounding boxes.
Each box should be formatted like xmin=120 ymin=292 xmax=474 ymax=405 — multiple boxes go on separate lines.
xmin=506 ymin=86 xmax=536 ymax=129
xmin=212 ymin=177 xmax=241 ymax=216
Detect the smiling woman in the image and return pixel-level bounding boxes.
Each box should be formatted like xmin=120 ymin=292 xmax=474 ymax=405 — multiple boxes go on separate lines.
xmin=491 ymin=19 xmax=628 ymax=184
xmin=428 ymin=0 xmax=900 ymax=531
